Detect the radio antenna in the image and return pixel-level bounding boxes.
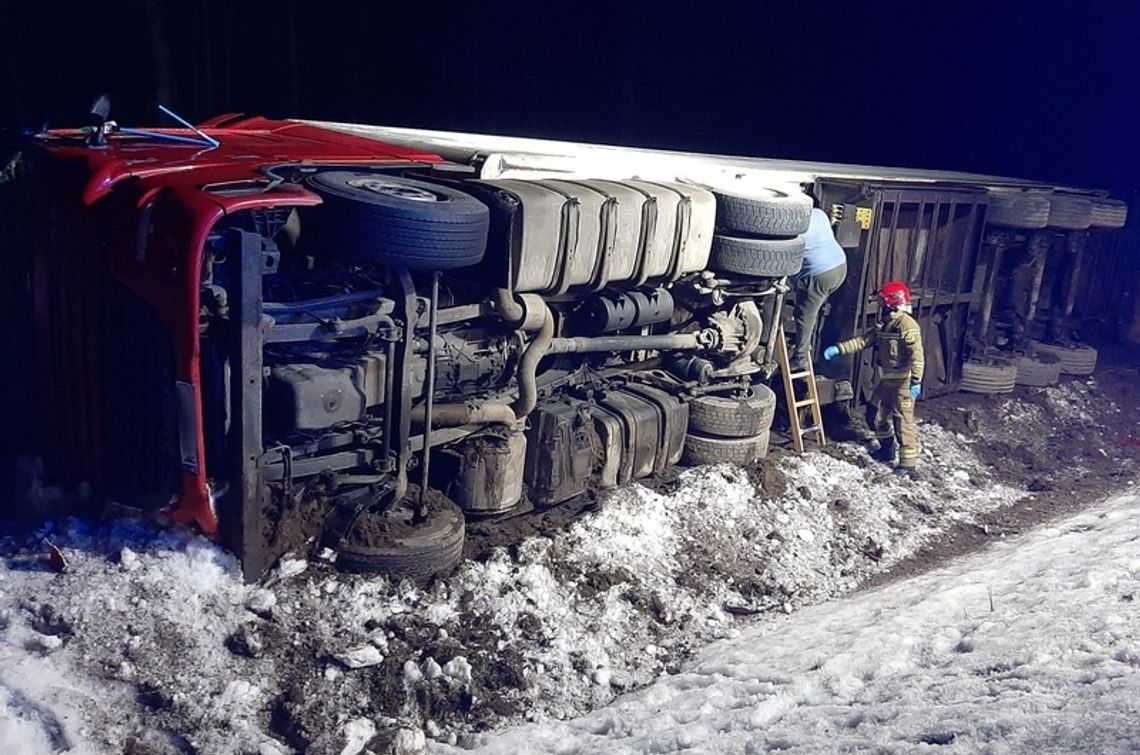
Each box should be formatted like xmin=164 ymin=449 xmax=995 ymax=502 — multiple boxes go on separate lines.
xmin=158 ymin=104 xmax=220 ymax=148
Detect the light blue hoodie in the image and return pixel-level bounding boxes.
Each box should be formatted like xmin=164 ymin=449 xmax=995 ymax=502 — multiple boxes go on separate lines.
xmin=797 ymin=208 xmax=846 ymax=279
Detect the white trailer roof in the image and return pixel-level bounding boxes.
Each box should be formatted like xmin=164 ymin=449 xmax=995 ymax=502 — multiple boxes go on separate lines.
xmin=299 ymin=119 xmax=1100 ymax=197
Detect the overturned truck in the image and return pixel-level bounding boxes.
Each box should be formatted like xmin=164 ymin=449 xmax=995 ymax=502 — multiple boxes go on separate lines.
xmin=1 ymin=116 xmax=1134 ymax=580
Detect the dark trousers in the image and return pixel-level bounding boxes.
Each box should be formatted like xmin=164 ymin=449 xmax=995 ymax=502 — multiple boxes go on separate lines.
xmin=793 ymin=261 xmax=847 ymax=362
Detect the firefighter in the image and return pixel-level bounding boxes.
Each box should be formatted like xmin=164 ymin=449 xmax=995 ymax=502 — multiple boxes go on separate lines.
xmin=822 ymin=280 xmax=924 ymax=472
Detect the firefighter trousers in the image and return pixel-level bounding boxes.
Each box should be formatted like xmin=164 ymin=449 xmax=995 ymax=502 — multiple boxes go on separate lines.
xmin=871 ymin=379 xmax=920 ymax=468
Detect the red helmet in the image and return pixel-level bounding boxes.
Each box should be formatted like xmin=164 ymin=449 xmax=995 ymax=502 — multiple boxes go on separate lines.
xmin=879 ymin=280 xmax=912 ymax=309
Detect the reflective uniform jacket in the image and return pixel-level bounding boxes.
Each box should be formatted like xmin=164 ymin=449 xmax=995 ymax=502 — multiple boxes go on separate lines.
xmin=836 ymin=310 xmax=925 ymax=383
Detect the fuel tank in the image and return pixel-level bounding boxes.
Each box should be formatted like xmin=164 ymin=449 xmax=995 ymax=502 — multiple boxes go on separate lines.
xmin=523 ymin=386 xmax=688 ymax=505
xmin=469 ymin=178 xmax=715 ymax=295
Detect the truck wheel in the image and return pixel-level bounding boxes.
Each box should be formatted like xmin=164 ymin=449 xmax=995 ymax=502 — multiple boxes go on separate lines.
xmin=1013 ymin=353 xmax=1062 ymax=386
xmin=1031 ymin=340 xmax=1098 ymax=375
xmin=985 ymin=190 xmax=1051 ymax=229
xmin=1089 ymin=198 xmax=1128 ymax=229
xmin=688 ymin=386 xmax=777 ymax=438
xmin=710 ymin=186 xmax=812 ymax=237
xmin=709 ymin=233 xmax=806 ymax=277
xmin=307 ymin=172 xmax=489 ymax=269
xmin=959 ymin=360 xmax=1017 ymax=394
xmin=1046 ymin=194 xmax=1094 ymax=230
xmin=682 ymin=430 xmax=770 ymax=466
xmin=335 ymin=485 xmax=466 ymax=581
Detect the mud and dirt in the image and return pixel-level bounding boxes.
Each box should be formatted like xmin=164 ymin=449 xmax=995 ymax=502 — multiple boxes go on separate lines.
xmin=343 ymin=486 xmax=456 ymax=548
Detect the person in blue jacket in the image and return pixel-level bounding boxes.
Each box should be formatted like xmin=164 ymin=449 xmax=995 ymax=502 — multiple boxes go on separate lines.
xmin=790 ymin=207 xmax=848 ymax=371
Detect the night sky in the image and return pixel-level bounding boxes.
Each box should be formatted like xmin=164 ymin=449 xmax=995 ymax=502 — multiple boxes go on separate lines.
xmin=4 ymin=1 xmax=1139 ymax=193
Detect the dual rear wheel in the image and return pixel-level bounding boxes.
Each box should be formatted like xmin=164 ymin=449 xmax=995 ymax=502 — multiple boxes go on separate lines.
xmin=683 ymin=385 xmax=777 ymax=465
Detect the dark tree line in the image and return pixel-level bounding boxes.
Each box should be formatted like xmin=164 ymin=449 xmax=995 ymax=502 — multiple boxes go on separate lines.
xmin=4 ymin=2 xmax=1140 ymax=193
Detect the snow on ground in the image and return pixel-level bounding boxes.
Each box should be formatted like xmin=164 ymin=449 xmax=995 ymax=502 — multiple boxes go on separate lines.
xmin=453 ymin=491 xmax=1140 ymax=754
xmin=0 ymin=380 xmax=1131 ymax=752
xmin=295 ymin=417 xmax=1026 ymax=734
xmin=0 ymin=522 xmax=272 ymax=754
xmin=1041 ymin=379 xmax=1102 ymax=424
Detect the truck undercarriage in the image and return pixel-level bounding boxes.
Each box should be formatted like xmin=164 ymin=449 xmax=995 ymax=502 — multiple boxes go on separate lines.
xmin=206 ymin=166 xmax=796 ymax=578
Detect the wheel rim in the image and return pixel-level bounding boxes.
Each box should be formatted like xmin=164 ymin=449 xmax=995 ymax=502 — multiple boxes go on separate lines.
xmin=345 ymin=178 xmax=443 ymax=203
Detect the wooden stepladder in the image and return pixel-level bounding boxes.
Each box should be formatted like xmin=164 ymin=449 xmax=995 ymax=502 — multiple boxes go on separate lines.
xmin=774 ymin=325 xmax=827 ymax=453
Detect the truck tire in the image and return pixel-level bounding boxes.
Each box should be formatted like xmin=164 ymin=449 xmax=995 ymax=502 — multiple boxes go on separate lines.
xmin=1090 ymin=198 xmax=1128 ymax=229
xmin=1031 ymin=340 xmax=1098 ymax=375
xmin=682 ymin=430 xmax=770 ymax=466
xmin=708 ymin=233 xmax=805 ymax=277
xmin=688 ymin=386 xmax=777 ymax=438
xmin=959 ymin=361 xmax=1017 ymax=394
xmin=1013 ymin=353 xmax=1062 ymax=387
xmin=986 ymin=190 xmax=1051 ymax=229
xmin=335 ymin=485 xmax=465 ymax=581
xmin=710 ymin=186 xmax=812 ymax=237
xmin=307 ymin=172 xmax=489 ymax=269
xmin=1046 ymin=194 xmax=1094 ymax=231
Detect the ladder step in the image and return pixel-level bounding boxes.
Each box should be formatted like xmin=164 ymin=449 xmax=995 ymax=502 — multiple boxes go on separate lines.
xmin=776 ymin=324 xmax=826 ymax=453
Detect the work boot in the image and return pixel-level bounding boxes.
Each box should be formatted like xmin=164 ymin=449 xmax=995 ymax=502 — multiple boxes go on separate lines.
xmin=894 ymin=465 xmax=918 ymax=479
xmin=788 ymin=354 xmax=809 ymax=374
xmin=871 ymin=436 xmax=897 ymax=463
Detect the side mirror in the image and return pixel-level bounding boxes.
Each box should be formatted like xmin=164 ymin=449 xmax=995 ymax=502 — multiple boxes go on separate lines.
xmin=87 ymin=94 xmax=111 ymax=147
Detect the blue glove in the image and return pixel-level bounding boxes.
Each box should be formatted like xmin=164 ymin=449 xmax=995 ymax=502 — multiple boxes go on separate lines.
xmin=910 ymin=383 xmax=922 ymax=400
xmin=823 ymin=345 xmax=840 ymax=361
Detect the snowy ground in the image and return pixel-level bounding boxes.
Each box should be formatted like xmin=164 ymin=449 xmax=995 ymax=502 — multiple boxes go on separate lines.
xmin=0 ymin=375 xmax=1136 ymax=754
xmin=456 ymin=491 xmax=1140 ymax=755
